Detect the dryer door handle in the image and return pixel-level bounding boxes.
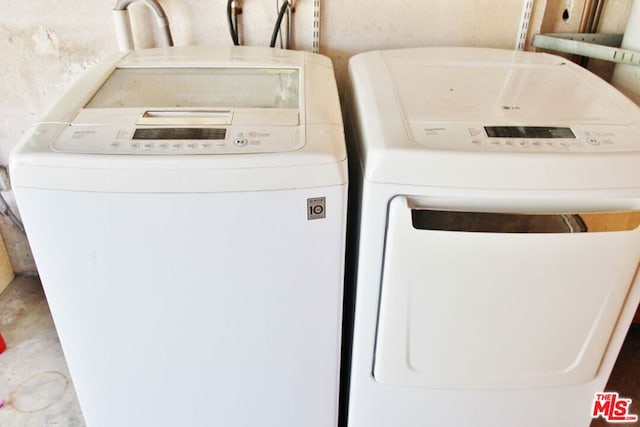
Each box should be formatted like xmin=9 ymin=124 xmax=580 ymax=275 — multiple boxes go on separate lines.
xmin=408 ymin=206 xmax=640 ymax=233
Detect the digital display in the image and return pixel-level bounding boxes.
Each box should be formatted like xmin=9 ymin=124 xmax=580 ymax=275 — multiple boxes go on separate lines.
xmin=133 ymin=128 xmax=227 ymax=140
xmin=484 ymin=126 xmax=575 ymax=139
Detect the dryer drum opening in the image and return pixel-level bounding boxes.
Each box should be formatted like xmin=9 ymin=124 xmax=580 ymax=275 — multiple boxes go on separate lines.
xmin=411 ymin=209 xmax=640 ymax=233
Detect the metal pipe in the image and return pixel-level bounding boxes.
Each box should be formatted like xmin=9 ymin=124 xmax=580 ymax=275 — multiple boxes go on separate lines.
xmin=579 ymin=0 xmax=603 ymax=33
xmin=578 ymin=0 xmax=604 ymax=66
xmin=113 ymin=0 xmax=173 ymax=51
xmin=288 ymin=1 xmax=294 ymax=49
xmin=592 ymin=0 xmax=605 ymax=32
xmin=286 ymin=0 xmax=295 ymax=49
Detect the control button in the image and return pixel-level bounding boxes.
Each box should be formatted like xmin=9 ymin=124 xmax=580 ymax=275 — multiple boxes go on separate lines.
xmin=488 ymin=140 xmax=502 ymax=149
xmin=234 ymin=138 xmax=248 ymax=147
xmin=503 ymin=140 xmax=514 ymax=149
xmin=586 ymin=137 xmax=600 ymax=145
xmin=109 ymin=142 xmax=120 ymax=149
xmin=171 ymin=142 xmax=183 ymax=150
xmin=186 ymin=142 xmax=198 ymax=150
xmin=470 ymin=140 xmax=482 ymax=147
xmin=544 ymin=141 xmax=555 ymax=149
xmin=517 ymin=141 xmax=529 ymax=148
xmin=530 ymin=141 xmax=542 ymax=149
xmin=247 ymin=131 xmax=257 ymax=138
xmin=115 ymin=130 xmax=129 ymax=140
xmin=142 ymin=142 xmax=154 ymax=150
xmin=129 ymin=142 xmax=140 ymax=150
xmin=158 ymin=142 xmax=169 ymax=150
xmin=201 ymin=142 xmax=213 ymax=149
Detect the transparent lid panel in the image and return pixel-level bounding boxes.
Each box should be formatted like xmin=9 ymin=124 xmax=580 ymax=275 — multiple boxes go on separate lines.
xmin=85 ymin=68 xmax=299 ymax=109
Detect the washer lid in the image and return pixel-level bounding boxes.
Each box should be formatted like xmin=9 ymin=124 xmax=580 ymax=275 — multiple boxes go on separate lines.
xmin=54 ymin=64 xmax=303 ymax=155
xmin=85 ymin=67 xmax=300 ymax=110
xmin=348 ymin=47 xmax=640 ymax=190
xmin=10 ymin=46 xmax=347 ymax=192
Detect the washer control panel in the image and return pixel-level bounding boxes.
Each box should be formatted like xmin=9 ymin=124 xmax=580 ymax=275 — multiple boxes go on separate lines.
xmin=51 ymin=126 xmax=303 ymax=154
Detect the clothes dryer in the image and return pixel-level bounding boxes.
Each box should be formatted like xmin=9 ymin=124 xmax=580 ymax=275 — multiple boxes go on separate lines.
xmin=345 ymin=47 xmax=640 ymax=427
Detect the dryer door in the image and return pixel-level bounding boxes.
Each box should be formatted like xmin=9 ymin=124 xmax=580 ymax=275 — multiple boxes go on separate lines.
xmin=374 ymin=196 xmax=640 ymax=389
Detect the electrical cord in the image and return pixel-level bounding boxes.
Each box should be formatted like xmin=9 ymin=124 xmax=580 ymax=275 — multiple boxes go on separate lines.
xmin=275 ymin=0 xmax=284 ymax=48
xmin=227 ymin=0 xmax=239 ymax=45
xmin=270 ymin=0 xmax=290 ymax=48
xmin=0 ymin=192 xmax=25 ymax=234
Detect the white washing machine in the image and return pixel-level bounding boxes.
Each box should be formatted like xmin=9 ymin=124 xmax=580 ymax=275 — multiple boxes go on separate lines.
xmin=10 ymin=46 xmax=347 ymax=427
xmin=345 ymin=47 xmax=640 ymax=427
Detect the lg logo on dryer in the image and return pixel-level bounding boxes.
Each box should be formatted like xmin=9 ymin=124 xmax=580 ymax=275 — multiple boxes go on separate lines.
xmin=307 ymin=197 xmax=326 ymax=220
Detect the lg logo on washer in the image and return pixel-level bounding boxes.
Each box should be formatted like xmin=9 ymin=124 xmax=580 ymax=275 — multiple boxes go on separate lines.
xmin=307 ymin=197 xmax=326 ymax=220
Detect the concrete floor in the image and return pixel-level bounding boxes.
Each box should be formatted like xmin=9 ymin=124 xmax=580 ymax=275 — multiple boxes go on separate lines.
xmin=0 ymin=276 xmax=84 ymax=426
xmin=0 ymin=276 xmax=638 ymax=426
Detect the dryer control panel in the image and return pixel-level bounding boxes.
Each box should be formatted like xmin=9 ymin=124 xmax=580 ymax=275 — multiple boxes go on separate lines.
xmin=409 ymin=123 xmax=639 ymax=153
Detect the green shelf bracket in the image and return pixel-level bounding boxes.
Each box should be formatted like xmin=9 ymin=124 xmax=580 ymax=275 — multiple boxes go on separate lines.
xmin=532 ymin=33 xmax=640 ymax=66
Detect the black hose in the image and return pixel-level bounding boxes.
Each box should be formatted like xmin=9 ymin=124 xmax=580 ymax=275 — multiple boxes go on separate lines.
xmin=270 ymin=0 xmax=290 ymax=48
xmin=227 ymin=0 xmax=239 ymax=46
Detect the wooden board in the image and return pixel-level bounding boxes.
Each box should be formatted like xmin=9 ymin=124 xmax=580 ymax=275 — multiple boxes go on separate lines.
xmin=0 ymin=232 xmax=14 ymax=295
